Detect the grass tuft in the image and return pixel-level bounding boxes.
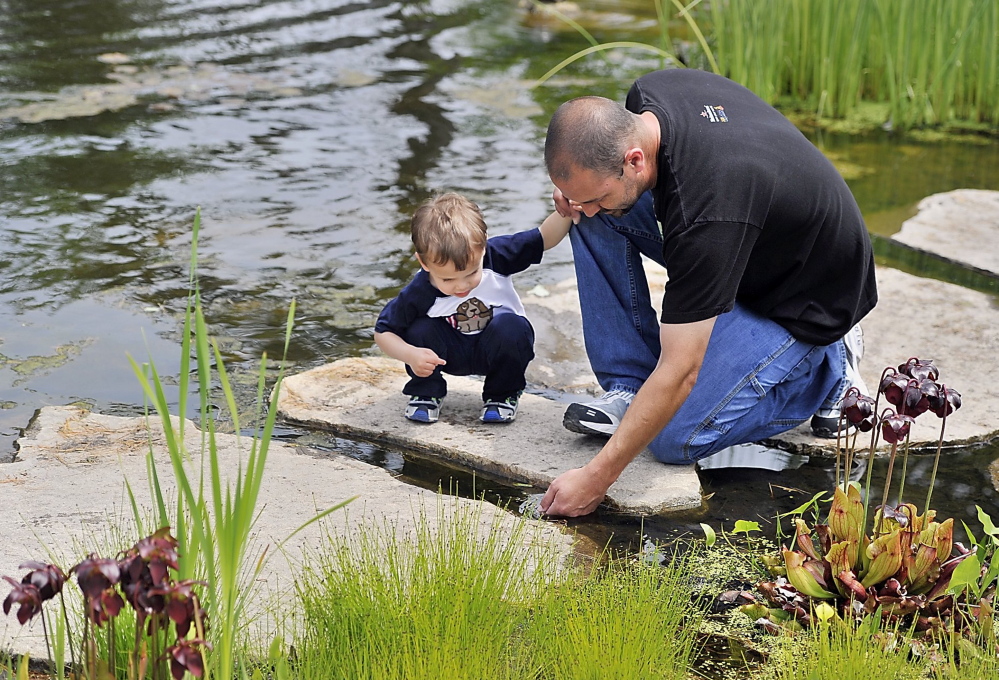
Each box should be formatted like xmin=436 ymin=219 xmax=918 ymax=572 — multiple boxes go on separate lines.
xmin=293 ymin=507 xmax=706 ymax=680
xmin=526 ymin=550 xmax=703 ymax=680
xmin=763 ymin=615 xmax=927 ymax=680
xmin=293 ymin=500 xmax=563 ymax=680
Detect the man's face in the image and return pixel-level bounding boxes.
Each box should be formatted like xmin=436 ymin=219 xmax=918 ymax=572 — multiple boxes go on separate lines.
xmin=554 ymin=165 xmax=645 ymax=219
xmin=417 ymin=248 xmax=485 ymax=298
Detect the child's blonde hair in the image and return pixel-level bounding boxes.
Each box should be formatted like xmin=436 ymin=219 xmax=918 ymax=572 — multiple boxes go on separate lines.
xmin=411 ymin=193 xmax=488 ymax=270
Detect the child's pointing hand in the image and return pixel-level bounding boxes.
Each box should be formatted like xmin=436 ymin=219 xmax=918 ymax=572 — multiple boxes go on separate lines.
xmin=408 ymin=348 xmax=446 ymax=378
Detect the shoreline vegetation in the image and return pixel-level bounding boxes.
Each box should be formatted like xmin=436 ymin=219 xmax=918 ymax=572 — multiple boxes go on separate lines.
xmin=533 ymin=0 xmax=999 ymax=138
xmin=3 ymin=3 xmax=998 ymax=676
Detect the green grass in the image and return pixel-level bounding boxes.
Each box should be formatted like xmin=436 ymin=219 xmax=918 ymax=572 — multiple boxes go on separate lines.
xmin=763 ymin=616 xmax=927 ymax=680
xmin=526 ymin=554 xmax=702 ymax=680
xmin=705 ymin=0 xmax=999 ymax=130
xmin=291 ymin=503 xmax=705 ymax=680
xmin=292 ymin=500 xmax=563 ymax=680
xmin=932 ymin=637 xmax=999 ymax=679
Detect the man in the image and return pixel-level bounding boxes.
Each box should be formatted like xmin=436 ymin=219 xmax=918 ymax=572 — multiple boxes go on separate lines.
xmin=539 ymin=68 xmax=877 ymax=518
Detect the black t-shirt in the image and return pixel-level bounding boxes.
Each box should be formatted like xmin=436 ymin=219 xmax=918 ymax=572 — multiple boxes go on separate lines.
xmin=625 ymin=69 xmax=877 ymax=346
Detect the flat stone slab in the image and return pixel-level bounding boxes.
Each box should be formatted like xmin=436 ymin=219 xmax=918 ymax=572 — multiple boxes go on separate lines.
xmin=893 ymin=189 xmax=999 ymax=276
xmin=522 ymin=268 xmax=996 ymax=454
xmin=278 ymin=357 xmax=703 ymax=516
xmin=773 ymin=266 xmax=998 ymax=452
xmin=1 ymin=405 xmax=574 ymax=658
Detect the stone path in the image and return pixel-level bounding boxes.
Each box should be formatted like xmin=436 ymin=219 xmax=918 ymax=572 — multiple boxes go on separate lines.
xmin=4 ymin=189 xmax=999 ymax=661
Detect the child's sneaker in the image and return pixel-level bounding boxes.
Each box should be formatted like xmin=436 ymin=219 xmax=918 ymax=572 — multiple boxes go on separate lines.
xmin=480 ymin=393 xmax=520 ymax=423
xmin=406 ymin=396 xmax=443 ymax=423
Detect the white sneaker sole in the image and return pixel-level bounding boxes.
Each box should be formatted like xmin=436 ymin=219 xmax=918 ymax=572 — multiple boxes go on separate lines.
xmin=563 ymin=404 xmax=621 ymax=436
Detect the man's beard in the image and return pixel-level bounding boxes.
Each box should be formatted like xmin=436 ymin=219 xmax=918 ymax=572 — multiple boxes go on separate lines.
xmin=599 ymin=181 xmax=641 ymax=218
xmin=601 ymin=206 xmax=631 ymax=218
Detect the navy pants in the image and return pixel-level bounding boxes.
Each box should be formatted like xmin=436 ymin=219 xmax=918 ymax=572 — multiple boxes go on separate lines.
xmin=402 ymin=312 xmax=535 ymax=402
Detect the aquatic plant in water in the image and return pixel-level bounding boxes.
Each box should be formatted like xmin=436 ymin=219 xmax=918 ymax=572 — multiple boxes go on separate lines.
xmin=533 ymin=0 xmax=999 ymax=132
xmin=741 ymin=358 xmax=983 ymax=638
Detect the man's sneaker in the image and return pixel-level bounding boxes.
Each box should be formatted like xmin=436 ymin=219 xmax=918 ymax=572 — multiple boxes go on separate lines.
xmin=811 ymin=324 xmax=868 ymax=438
xmin=563 ymin=389 xmax=635 ymax=437
xmin=481 ymin=393 xmax=520 ymax=423
xmin=842 ymin=322 xmax=868 ymax=396
xmin=406 ymin=396 xmax=443 ymax=423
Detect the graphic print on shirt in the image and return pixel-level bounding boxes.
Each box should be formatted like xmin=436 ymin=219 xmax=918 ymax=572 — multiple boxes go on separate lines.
xmin=700 ymin=105 xmax=728 ymax=123
xmin=449 ymin=297 xmax=494 ymax=333
xmin=424 ymin=267 xmax=528 ymax=336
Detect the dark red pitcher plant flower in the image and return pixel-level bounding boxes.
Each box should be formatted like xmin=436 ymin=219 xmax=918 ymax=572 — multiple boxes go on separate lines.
xmin=747 ymin=358 xmax=972 ymax=637
xmin=3 ymin=528 xmax=208 ymax=680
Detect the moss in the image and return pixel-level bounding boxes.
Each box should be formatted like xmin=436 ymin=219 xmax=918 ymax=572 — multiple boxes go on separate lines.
xmin=0 ymin=341 xmax=91 ymax=383
xmin=779 ymin=99 xmax=999 ymax=141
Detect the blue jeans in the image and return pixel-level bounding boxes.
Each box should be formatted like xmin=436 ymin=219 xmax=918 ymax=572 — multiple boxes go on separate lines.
xmin=570 ymin=191 xmax=847 ymax=464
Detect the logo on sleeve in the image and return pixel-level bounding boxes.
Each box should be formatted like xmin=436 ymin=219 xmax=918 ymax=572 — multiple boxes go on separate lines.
xmin=699 ymin=105 xmax=729 ymax=123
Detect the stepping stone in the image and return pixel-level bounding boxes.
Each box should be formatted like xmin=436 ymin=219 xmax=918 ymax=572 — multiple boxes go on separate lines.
xmin=277 ymin=357 xmax=703 ymax=516
xmin=280 ymin=189 xmax=999 ymax=501
xmin=892 ymin=189 xmax=999 ymax=276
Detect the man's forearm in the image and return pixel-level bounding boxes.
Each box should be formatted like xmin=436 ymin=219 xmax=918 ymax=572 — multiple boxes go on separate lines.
xmin=586 ymin=360 xmax=698 ymax=486
xmin=541 ymin=318 xmax=714 ymax=517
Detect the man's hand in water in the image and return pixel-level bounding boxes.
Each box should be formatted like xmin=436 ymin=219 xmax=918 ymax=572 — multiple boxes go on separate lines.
xmin=540 ymin=465 xmax=611 ymax=517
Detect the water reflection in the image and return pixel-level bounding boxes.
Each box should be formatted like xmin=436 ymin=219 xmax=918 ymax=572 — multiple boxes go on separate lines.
xmin=0 ymin=0 xmax=155 ymax=90
xmin=0 ymin=0 xmax=997 ymax=528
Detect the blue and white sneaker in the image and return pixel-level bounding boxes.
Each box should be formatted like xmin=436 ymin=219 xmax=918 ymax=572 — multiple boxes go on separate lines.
xmin=480 ymin=393 xmax=520 ymax=423
xmin=406 ymin=395 xmax=443 ymax=423
xmin=563 ymin=389 xmax=635 ymax=436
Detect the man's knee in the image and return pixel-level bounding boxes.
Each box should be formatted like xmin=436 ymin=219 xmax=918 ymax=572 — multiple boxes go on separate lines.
xmin=648 ymin=426 xmax=724 ymax=465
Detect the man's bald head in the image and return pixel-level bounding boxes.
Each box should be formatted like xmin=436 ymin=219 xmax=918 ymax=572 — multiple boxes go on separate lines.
xmin=544 ymin=96 xmax=641 ymax=182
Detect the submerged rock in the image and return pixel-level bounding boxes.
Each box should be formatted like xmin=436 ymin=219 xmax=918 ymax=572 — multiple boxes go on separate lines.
xmin=0 ymin=61 xmax=303 ymax=124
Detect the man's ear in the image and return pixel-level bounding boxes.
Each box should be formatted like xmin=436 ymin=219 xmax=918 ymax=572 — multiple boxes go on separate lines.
xmin=624 ymin=147 xmax=646 ymax=174
xmin=415 ymin=253 xmax=429 ymax=272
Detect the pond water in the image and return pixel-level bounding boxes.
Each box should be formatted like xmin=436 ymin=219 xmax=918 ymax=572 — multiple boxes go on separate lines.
xmin=2 ymin=0 xmax=998 ymax=547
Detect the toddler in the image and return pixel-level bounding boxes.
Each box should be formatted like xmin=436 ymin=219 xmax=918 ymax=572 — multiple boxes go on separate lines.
xmin=374 ymin=193 xmax=571 ymax=423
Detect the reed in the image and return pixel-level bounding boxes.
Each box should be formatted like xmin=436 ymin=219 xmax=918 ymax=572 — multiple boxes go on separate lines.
xmin=127 ymin=209 xmax=349 ymax=679
xmin=537 ymin=0 xmax=999 ymax=131
xmin=705 ymin=0 xmax=999 ymax=130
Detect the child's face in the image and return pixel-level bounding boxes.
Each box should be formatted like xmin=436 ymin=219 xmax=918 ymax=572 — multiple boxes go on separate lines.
xmin=417 ymin=248 xmax=485 ymax=298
